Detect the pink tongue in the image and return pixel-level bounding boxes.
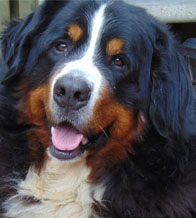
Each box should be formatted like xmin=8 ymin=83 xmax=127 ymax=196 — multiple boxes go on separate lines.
xmin=51 ymin=126 xmax=88 ymax=151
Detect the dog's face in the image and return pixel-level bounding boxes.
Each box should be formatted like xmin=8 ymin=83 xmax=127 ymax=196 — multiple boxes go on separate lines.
xmin=1 ymin=0 xmax=190 ymax=173
xmin=46 ymin=3 xmax=143 ymax=161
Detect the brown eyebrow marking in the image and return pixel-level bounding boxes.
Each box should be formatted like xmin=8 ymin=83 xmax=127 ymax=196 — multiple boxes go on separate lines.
xmin=67 ymin=24 xmax=83 ymax=42
xmin=106 ymin=38 xmax=124 ymax=56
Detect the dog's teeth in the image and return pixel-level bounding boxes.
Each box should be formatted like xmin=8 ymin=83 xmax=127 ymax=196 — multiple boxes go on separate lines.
xmin=51 ymin=126 xmax=54 ymax=134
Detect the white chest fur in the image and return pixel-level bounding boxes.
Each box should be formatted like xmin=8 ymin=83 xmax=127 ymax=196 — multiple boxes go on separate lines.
xmin=4 ymin=155 xmax=104 ymax=218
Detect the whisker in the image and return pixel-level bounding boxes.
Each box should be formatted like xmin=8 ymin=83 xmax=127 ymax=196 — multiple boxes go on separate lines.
xmin=98 ymin=124 xmax=109 ymax=138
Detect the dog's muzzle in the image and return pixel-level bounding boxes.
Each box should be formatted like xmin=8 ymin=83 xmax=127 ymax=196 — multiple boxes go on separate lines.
xmin=49 ymin=71 xmax=94 ymax=161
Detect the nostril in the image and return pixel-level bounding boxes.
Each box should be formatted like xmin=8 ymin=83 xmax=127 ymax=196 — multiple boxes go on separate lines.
xmin=53 ymin=84 xmax=68 ymax=108
xmin=75 ymin=86 xmax=91 ymax=102
xmin=74 ymin=91 xmax=82 ymax=100
xmin=56 ymin=87 xmax=66 ymax=97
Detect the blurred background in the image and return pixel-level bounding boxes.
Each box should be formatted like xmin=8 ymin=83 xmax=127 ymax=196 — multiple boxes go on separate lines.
xmin=0 ymin=0 xmax=196 ymax=41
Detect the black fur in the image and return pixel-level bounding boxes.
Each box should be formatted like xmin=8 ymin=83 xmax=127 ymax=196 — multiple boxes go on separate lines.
xmin=0 ymin=0 xmax=196 ymax=217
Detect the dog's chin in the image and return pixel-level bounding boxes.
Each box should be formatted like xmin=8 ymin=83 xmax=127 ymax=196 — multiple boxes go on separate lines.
xmin=48 ymin=121 xmax=110 ymax=161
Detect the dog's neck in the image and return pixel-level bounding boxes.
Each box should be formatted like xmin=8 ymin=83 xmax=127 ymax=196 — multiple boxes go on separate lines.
xmin=3 ymin=152 xmax=105 ymax=218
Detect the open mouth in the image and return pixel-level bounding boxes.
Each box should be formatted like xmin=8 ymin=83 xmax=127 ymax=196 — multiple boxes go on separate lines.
xmin=49 ymin=121 xmax=110 ymax=161
xmin=50 ymin=122 xmax=88 ymax=160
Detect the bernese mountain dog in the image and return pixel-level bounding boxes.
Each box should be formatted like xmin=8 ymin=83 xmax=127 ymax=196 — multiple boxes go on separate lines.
xmin=0 ymin=0 xmax=196 ymax=217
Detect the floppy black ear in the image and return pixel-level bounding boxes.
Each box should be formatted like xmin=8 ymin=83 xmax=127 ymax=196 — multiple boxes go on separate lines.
xmin=1 ymin=0 xmax=67 ymax=85
xmin=149 ymin=24 xmax=193 ymax=138
xmin=1 ymin=16 xmax=34 ymax=85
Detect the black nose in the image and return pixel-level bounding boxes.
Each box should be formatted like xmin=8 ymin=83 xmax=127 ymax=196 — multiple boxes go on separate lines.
xmin=53 ymin=75 xmax=92 ymax=110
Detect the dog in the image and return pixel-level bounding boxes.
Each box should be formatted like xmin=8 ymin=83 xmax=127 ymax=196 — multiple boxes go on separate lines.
xmin=0 ymin=0 xmax=196 ymax=217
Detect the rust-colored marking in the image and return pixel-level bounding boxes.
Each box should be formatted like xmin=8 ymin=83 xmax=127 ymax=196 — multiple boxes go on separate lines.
xmin=87 ymin=82 xmax=144 ymax=181
xmin=20 ymin=85 xmax=49 ymax=126
xmin=68 ymin=24 xmax=83 ymax=42
xmin=87 ymin=138 xmax=127 ymax=181
xmin=106 ymin=38 xmax=124 ymax=56
xmin=18 ymin=65 xmax=67 ymax=169
xmin=18 ymin=83 xmax=51 ymax=169
xmin=86 ymin=83 xmax=135 ymax=141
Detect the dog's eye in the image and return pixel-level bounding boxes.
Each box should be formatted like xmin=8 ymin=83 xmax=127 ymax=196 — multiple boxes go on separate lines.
xmin=55 ymin=42 xmax=68 ymax=52
xmin=112 ymin=56 xmax=125 ymax=68
xmin=114 ymin=57 xmax=124 ymax=67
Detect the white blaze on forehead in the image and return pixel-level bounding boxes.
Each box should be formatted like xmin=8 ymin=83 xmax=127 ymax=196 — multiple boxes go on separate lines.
xmin=51 ymin=4 xmax=107 ymax=115
xmin=84 ymin=4 xmax=106 ymax=60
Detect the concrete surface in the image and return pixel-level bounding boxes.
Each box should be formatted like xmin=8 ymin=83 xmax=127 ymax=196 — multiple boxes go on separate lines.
xmin=123 ymin=0 xmax=196 ymax=23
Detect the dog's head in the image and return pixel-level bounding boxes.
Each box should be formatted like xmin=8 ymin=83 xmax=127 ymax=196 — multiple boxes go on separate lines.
xmin=0 ymin=0 xmax=192 ymax=172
